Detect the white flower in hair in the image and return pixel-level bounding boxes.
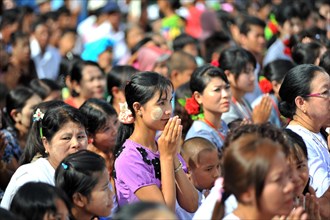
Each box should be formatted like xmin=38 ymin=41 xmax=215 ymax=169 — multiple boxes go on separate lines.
xmin=33 ymin=108 xmax=44 ymax=122
xmin=118 ymin=102 xmax=134 ymax=124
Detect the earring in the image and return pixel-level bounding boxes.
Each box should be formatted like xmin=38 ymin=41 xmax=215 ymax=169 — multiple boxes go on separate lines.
xmin=45 ymin=150 xmax=48 ymax=154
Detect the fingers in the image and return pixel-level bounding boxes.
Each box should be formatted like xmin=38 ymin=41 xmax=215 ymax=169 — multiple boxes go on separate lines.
xmin=161 ymin=117 xmax=173 ymax=138
xmin=288 ymin=207 xmax=308 ymax=220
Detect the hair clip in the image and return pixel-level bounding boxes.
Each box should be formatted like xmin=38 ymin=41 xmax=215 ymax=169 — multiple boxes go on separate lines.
xmin=61 ymin=162 xmax=69 ymax=170
xmin=33 ymin=108 xmax=44 ymax=122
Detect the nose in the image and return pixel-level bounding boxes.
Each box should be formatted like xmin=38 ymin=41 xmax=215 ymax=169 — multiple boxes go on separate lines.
xmin=213 ymin=167 xmax=221 ymax=179
xmin=71 ymin=137 xmax=82 ymax=150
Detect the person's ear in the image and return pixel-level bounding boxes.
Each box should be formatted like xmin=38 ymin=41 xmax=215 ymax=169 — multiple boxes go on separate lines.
xmin=240 ymin=186 xmax=255 ymax=205
xmin=72 ymin=192 xmax=88 ymax=208
xmin=132 ymin=102 xmax=142 ymax=116
xmin=10 ymin=109 xmax=21 ymax=124
xmin=193 ymin=91 xmax=203 ymax=105
xmin=71 ymin=80 xmax=81 ymax=94
xmin=42 ymin=136 xmax=50 ymax=154
xmin=295 ymin=96 xmax=307 ymax=114
xmin=224 ymin=70 xmax=235 ymax=84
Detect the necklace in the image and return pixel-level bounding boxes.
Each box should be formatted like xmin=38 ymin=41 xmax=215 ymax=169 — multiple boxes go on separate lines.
xmin=203 ymin=118 xmax=226 ymax=141
xmin=231 ymin=97 xmax=253 ymax=120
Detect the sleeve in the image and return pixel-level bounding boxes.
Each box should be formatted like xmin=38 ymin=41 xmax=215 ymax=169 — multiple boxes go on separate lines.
xmin=115 ymin=150 xmax=158 ymax=194
xmin=221 ymin=106 xmax=240 ymax=125
xmin=307 ymin=143 xmax=330 ymax=198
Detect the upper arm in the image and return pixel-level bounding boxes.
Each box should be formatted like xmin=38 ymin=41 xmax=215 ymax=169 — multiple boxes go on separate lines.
xmin=135 ymin=184 xmax=165 ymax=204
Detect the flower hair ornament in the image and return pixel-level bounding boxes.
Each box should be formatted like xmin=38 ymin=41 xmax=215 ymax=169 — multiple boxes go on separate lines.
xmin=33 ymin=108 xmax=44 ymax=138
xmin=178 ymin=95 xmax=204 ymax=120
xmin=118 ymin=102 xmax=135 ymax=124
xmin=258 ymin=76 xmax=273 ymax=94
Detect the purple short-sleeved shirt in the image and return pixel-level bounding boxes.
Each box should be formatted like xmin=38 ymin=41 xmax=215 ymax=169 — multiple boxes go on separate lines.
xmin=114 ymin=139 xmax=161 ymax=206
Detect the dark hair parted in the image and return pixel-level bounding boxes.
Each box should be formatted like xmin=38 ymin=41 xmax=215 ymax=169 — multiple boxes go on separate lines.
xmin=4 ymin=86 xmax=36 ymax=128
xmin=21 ymin=102 xmax=87 ymax=165
xmin=107 ymin=65 xmax=137 ymax=102
xmin=69 ymin=59 xmax=104 ymax=85
xmin=291 ymin=41 xmax=325 ymax=65
xmin=55 ymin=150 xmax=106 ymax=202
xmin=172 ymin=33 xmax=197 ymax=51
xmin=79 ymin=98 xmax=117 ymax=135
xmin=10 ymin=31 xmax=29 ymax=46
xmin=30 ymin=78 xmax=61 ymax=100
xmin=114 ymin=72 xmax=173 ymax=157
xmin=279 ymin=64 xmax=326 ymax=119
xmin=10 ymin=182 xmax=71 ymax=220
xmin=20 ymin=100 xmax=67 ymax=165
xmin=218 ymin=47 xmax=256 ymax=80
xmin=190 ymin=64 xmax=229 ymax=94
xmin=261 ymin=59 xmax=295 ymax=85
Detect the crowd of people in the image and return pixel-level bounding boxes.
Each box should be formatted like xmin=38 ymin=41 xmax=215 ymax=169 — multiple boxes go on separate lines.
xmin=0 ymin=0 xmax=330 ymax=219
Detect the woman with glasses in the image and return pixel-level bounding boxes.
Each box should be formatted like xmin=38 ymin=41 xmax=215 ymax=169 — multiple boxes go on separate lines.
xmin=279 ymin=64 xmax=330 ymax=219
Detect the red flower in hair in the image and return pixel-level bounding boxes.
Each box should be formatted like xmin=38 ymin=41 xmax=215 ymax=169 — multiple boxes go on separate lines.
xmin=283 ymin=39 xmax=292 ymax=57
xmin=259 ymin=76 xmax=273 ymax=94
xmin=210 ymin=60 xmax=220 ymax=67
xmin=185 ymin=96 xmax=200 ymax=115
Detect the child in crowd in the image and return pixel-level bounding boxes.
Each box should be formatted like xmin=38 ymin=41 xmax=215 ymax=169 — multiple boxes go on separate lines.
xmin=185 ymin=64 xmax=230 ymax=150
xmin=55 ymin=150 xmax=113 ymax=220
xmin=252 ymin=59 xmax=295 ymax=127
xmin=212 ymin=130 xmax=303 ymax=220
xmin=1 ymin=103 xmax=88 ymax=208
xmin=79 ymin=98 xmax=119 ymax=177
xmin=178 ymin=137 xmax=220 ymax=219
xmin=220 ymin=47 xmax=272 ymax=129
xmin=114 ymin=72 xmax=198 ymax=214
xmin=9 ymin=182 xmax=71 ymax=220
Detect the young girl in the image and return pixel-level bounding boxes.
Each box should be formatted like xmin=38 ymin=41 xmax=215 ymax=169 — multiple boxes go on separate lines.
xmin=10 ymin=182 xmax=71 ymax=220
xmin=184 ymin=64 xmax=230 ymax=149
xmin=252 ymin=59 xmax=295 ymax=127
xmin=79 ymin=98 xmax=119 ymax=177
xmin=1 ymin=103 xmax=88 ymax=208
xmin=55 ymin=150 xmax=113 ymax=220
xmin=219 ymin=47 xmax=272 ymax=129
xmin=114 ymin=72 xmax=198 ymax=213
xmin=214 ymin=132 xmax=300 ymax=220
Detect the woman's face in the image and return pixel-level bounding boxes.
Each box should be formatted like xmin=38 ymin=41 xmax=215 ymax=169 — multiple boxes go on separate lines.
xmin=94 ymin=115 xmax=119 ymax=153
xmin=140 ymin=88 xmax=173 ymax=131
xmin=78 ymin=65 xmax=106 ymax=100
xmin=304 ymin=71 xmax=330 ymax=126
xmin=229 ymin=63 xmax=255 ymax=94
xmin=44 ymin=121 xmax=88 ymax=168
xmin=259 ymin=151 xmax=295 ymax=217
xmin=84 ymin=169 xmax=113 ymax=218
xmin=14 ymin=94 xmax=42 ymax=134
xmin=197 ymin=77 xmax=231 ymax=116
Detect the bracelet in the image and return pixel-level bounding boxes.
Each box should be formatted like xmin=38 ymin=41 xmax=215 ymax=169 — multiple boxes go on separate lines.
xmin=174 ymin=161 xmax=182 ymax=173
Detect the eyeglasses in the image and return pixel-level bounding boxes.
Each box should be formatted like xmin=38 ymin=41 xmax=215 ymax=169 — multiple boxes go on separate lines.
xmin=305 ymin=90 xmax=330 ymax=99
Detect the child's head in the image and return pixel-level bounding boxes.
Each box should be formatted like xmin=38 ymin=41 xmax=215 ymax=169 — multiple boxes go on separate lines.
xmin=173 ymin=33 xmax=198 ymax=57
xmin=113 ymin=201 xmax=177 ymax=220
xmin=274 ymin=3 xmax=302 ymax=36
xmin=259 ymin=59 xmax=295 ymax=98
xmin=10 ymin=182 xmax=71 ymax=220
xmin=55 ymin=149 xmax=113 ymax=219
xmin=190 ymin=64 xmax=230 ymax=115
xmin=30 ymin=78 xmax=62 ymax=101
xmin=167 ymin=50 xmax=197 ymax=90
xmin=79 ymin=98 xmax=118 ymax=153
xmin=292 ymin=41 xmax=327 ymax=65
xmin=4 ymin=86 xmax=42 ymax=133
xmin=116 ymin=72 xmax=173 ymax=152
xmin=219 ymin=47 xmax=256 ymax=94
xmin=283 ymin=129 xmax=309 ymax=196
xmin=181 ymin=137 xmax=220 ymax=191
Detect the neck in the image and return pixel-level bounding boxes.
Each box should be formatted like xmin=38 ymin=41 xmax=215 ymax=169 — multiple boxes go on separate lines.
xmin=231 ymin=88 xmax=245 ymax=103
xmin=291 ymin=114 xmax=320 ymax=133
xmin=203 ymin=111 xmax=221 ymax=129
xmin=234 ymin=203 xmax=272 ymax=220
xmin=130 ymin=120 xmax=157 ymax=152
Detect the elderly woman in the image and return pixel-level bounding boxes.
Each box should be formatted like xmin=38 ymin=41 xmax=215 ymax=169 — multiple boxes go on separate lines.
xmin=1 ymin=102 xmax=88 ymax=208
xmin=279 ymin=64 xmax=330 ymax=219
